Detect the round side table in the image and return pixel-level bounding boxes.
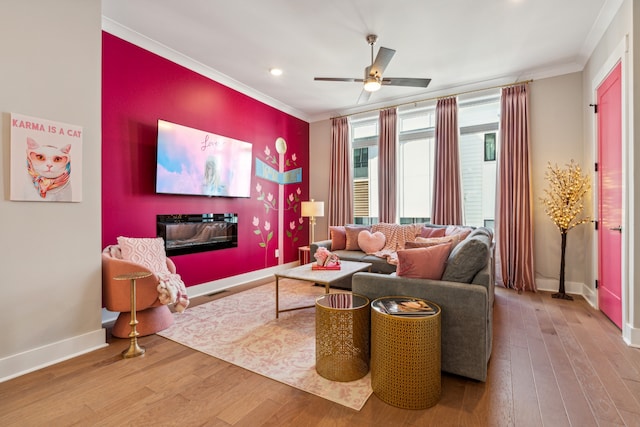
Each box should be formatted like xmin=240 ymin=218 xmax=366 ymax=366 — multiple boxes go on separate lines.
xmin=315 ymin=293 xmax=370 ymax=381
xmin=371 ymin=296 xmax=442 ymax=409
xmin=113 ymin=271 xmax=152 ymax=358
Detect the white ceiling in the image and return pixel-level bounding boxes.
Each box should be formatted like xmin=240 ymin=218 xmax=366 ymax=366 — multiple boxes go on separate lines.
xmin=102 ymin=0 xmax=623 ymax=122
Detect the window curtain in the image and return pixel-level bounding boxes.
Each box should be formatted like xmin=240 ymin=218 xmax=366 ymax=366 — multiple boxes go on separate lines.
xmin=378 ymin=107 xmax=397 ymax=223
xmin=496 ymin=84 xmax=536 ymax=292
xmin=431 ymin=96 xmax=463 ymax=225
xmin=328 ymin=117 xmax=353 ymax=227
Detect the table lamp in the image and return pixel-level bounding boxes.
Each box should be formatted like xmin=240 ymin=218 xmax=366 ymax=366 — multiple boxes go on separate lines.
xmin=301 ymin=199 xmax=324 ymax=244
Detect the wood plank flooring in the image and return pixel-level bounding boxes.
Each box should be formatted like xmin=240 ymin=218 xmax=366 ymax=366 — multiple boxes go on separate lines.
xmin=1 ymin=283 xmax=639 ymax=426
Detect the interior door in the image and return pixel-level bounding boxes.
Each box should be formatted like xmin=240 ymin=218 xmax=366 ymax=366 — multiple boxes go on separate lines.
xmin=597 ymin=61 xmax=623 ymax=329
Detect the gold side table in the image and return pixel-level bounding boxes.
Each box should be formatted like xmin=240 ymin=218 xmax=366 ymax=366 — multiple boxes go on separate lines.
xmin=371 ymin=297 xmax=442 ymax=409
xmin=114 ymin=271 xmax=152 ymax=358
xmin=315 ymin=293 xmax=370 ymax=382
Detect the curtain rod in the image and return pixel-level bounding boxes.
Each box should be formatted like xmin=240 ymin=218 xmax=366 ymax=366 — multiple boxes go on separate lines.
xmin=330 ymin=79 xmax=533 ymax=120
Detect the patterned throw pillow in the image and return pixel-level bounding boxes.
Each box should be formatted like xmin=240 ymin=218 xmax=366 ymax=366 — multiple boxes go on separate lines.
xmin=445 ymin=225 xmax=473 ymax=240
xmin=408 ymin=234 xmax=463 ymax=249
xmin=417 ymin=226 xmax=446 ymax=238
xmin=396 ymin=243 xmax=452 ymax=279
xmin=117 ymin=236 xmax=170 ymax=274
xmin=329 ymin=226 xmax=346 ymax=250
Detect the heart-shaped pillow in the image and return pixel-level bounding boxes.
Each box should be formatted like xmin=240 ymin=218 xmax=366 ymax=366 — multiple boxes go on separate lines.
xmin=358 ymin=230 xmax=386 ymax=254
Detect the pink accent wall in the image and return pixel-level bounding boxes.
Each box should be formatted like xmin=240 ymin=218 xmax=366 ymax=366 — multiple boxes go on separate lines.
xmin=102 ymin=32 xmax=309 ymax=287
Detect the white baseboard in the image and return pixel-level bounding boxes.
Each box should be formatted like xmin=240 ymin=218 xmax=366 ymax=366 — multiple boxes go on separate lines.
xmin=535 ymin=278 xmax=584 ymax=295
xmin=535 ymin=278 xmax=598 ymax=308
xmin=624 ymin=324 xmax=640 ymax=347
xmin=185 ymin=261 xmax=299 ymax=299
xmin=0 ymin=329 xmax=107 ymax=383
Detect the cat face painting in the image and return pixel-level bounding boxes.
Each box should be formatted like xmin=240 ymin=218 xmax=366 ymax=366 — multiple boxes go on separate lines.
xmin=26 ymin=137 xmax=72 ymax=201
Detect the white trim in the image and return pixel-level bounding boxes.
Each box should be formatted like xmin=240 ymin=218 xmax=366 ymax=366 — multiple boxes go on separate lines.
xmin=535 ymin=278 xmax=588 ymax=300
xmin=578 ymin=0 xmax=625 ymax=65
xmin=101 ymin=17 xmax=311 ymax=123
xmin=590 ymin=35 xmax=629 ymax=339
xmin=624 ymin=325 xmax=640 ymax=348
xmin=0 ymin=329 xmax=107 ymax=383
xmin=186 ymin=261 xmax=299 ymax=298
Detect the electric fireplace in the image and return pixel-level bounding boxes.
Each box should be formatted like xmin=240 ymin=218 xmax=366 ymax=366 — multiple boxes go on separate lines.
xmin=157 ymin=213 xmax=238 ymax=256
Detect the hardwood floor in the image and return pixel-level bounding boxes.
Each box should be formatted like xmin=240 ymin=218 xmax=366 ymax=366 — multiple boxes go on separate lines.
xmin=1 ymin=284 xmax=640 ymax=426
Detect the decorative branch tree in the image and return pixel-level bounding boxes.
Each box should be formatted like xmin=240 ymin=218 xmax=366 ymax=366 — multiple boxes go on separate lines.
xmin=540 ymin=160 xmax=591 ymax=300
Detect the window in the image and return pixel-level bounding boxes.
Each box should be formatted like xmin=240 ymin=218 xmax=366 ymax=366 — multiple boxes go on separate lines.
xmin=484 ymin=133 xmax=496 ymax=161
xmin=348 ymin=93 xmax=499 ymax=229
xmin=398 ymin=107 xmax=436 ymax=224
xmin=351 ymin=116 xmax=378 ymax=225
xmin=458 ymin=96 xmax=500 ymax=228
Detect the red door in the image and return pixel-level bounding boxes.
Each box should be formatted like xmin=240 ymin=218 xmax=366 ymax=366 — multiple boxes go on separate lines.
xmin=597 ymin=62 xmax=623 ymax=329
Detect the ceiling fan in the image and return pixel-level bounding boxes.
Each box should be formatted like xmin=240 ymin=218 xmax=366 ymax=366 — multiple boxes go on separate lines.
xmin=314 ymin=34 xmax=431 ymax=103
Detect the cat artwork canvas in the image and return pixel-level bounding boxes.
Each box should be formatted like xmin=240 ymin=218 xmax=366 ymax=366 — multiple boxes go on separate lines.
xmin=10 ymin=113 xmax=83 ymax=202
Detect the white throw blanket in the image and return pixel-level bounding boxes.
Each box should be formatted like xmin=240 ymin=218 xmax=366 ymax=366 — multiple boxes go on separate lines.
xmin=156 ymin=272 xmax=189 ymax=313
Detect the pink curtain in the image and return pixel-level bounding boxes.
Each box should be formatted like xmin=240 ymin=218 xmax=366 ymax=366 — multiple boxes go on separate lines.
xmin=328 ymin=117 xmax=353 ymax=227
xmin=378 ymin=107 xmax=397 ymax=223
xmin=431 ymin=97 xmax=463 ymax=225
xmin=496 ymin=84 xmax=536 ymax=292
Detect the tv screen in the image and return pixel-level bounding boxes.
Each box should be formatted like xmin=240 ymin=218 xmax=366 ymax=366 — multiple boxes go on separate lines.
xmin=155 ymin=120 xmax=253 ymax=198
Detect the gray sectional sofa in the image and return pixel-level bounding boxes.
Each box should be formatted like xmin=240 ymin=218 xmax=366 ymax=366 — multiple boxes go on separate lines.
xmin=310 ymin=225 xmax=494 ymax=382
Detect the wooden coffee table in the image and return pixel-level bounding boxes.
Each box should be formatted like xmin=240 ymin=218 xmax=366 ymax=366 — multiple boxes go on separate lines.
xmin=274 ymin=260 xmax=372 ymax=318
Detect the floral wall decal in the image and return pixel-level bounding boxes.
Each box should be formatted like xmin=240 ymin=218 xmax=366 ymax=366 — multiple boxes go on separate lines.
xmin=254 ymin=138 xmax=304 ymax=265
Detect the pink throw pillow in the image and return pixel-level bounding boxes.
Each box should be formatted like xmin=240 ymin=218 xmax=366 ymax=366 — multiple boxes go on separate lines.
xmin=418 ymin=226 xmax=446 ymax=238
xmin=358 ymin=230 xmax=386 ymax=254
xmin=445 ymin=225 xmax=472 ymax=240
xmin=344 ymin=225 xmax=370 ymax=250
xmin=329 ymin=226 xmax=346 ymax=250
xmin=117 ymin=236 xmax=170 ymax=274
xmin=396 ymin=243 xmax=452 ymax=280
xmin=412 ymin=234 xmax=463 ymax=249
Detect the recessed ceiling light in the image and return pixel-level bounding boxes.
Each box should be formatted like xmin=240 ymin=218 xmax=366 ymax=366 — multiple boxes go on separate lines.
xmin=270 ymin=68 xmax=283 ymax=76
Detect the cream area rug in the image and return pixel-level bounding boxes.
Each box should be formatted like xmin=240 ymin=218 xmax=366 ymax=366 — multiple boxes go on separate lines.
xmin=157 ymin=280 xmax=372 ymax=411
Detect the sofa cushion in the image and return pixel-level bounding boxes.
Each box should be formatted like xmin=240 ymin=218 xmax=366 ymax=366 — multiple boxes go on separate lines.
xmin=329 ymin=226 xmax=346 ymax=250
xmin=117 ymin=236 xmax=170 ymax=274
xmin=409 ymin=234 xmax=464 ymax=249
xmin=396 ymin=242 xmax=452 ymax=279
xmin=442 ymin=235 xmax=490 ymax=283
xmin=345 ymin=225 xmax=370 ymax=250
xmin=418 ymin=226 xmax=446 ymax=238
xmin=358 ymin=230 xmax=386 ymax=253
xmin=445 ymin=225 xmax=473 ymax=240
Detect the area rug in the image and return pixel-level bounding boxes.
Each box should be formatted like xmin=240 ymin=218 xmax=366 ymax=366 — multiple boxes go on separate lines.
xmin=157 ymin=280 xmax=372 ymax=410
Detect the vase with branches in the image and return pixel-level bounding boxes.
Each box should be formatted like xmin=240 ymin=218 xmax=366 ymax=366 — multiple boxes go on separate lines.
xmin=540 ymin=160 xmax=591 ymax=300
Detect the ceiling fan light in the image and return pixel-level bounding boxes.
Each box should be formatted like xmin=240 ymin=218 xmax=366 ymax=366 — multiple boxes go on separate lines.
xmin=363 ymin=76 xmax=381 ymax=92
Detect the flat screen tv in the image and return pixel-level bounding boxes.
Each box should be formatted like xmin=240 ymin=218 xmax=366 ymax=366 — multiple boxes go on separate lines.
xmin=155 ymin=119 xmax=253 ymax=198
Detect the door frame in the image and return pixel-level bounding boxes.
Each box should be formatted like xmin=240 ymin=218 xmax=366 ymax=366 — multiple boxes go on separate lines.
xmin=591 ymin=35 xmax=629 ymax=341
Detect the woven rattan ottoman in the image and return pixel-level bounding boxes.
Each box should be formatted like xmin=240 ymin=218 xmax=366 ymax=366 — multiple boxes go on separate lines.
xmin=315 ymin=293 xmax=370 ymax=382
xmin=371 ymin=296 xmax=442 ymax=409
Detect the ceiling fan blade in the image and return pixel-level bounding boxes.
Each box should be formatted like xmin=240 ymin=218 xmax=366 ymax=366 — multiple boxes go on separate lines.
xmin=314 ymin=77 xmax=363 ymax=82
xmin=357 ymin=89 xmax=372 ymax=104
xmin=370 ymin=47 xmax=395 ymax=76
xmin=381 ymin=77 xmax=431 ymax=88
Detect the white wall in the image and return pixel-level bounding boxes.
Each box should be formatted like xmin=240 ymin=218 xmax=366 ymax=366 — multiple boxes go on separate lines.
xmin=0 ymin=0 xmax=105 ymax=381
xmin=529 ymin=73 xmax=588 ymax=294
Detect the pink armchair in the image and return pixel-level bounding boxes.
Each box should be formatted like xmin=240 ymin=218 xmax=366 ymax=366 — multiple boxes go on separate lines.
xmin=102 ymin=246 xmax=175 ymax=338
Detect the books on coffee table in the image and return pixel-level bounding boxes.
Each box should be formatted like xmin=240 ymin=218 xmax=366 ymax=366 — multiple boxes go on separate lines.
xmin=376 ymin=297 xmax=436 ymax=316
xmin=311 ymin=262 xmax=341 ymax=270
